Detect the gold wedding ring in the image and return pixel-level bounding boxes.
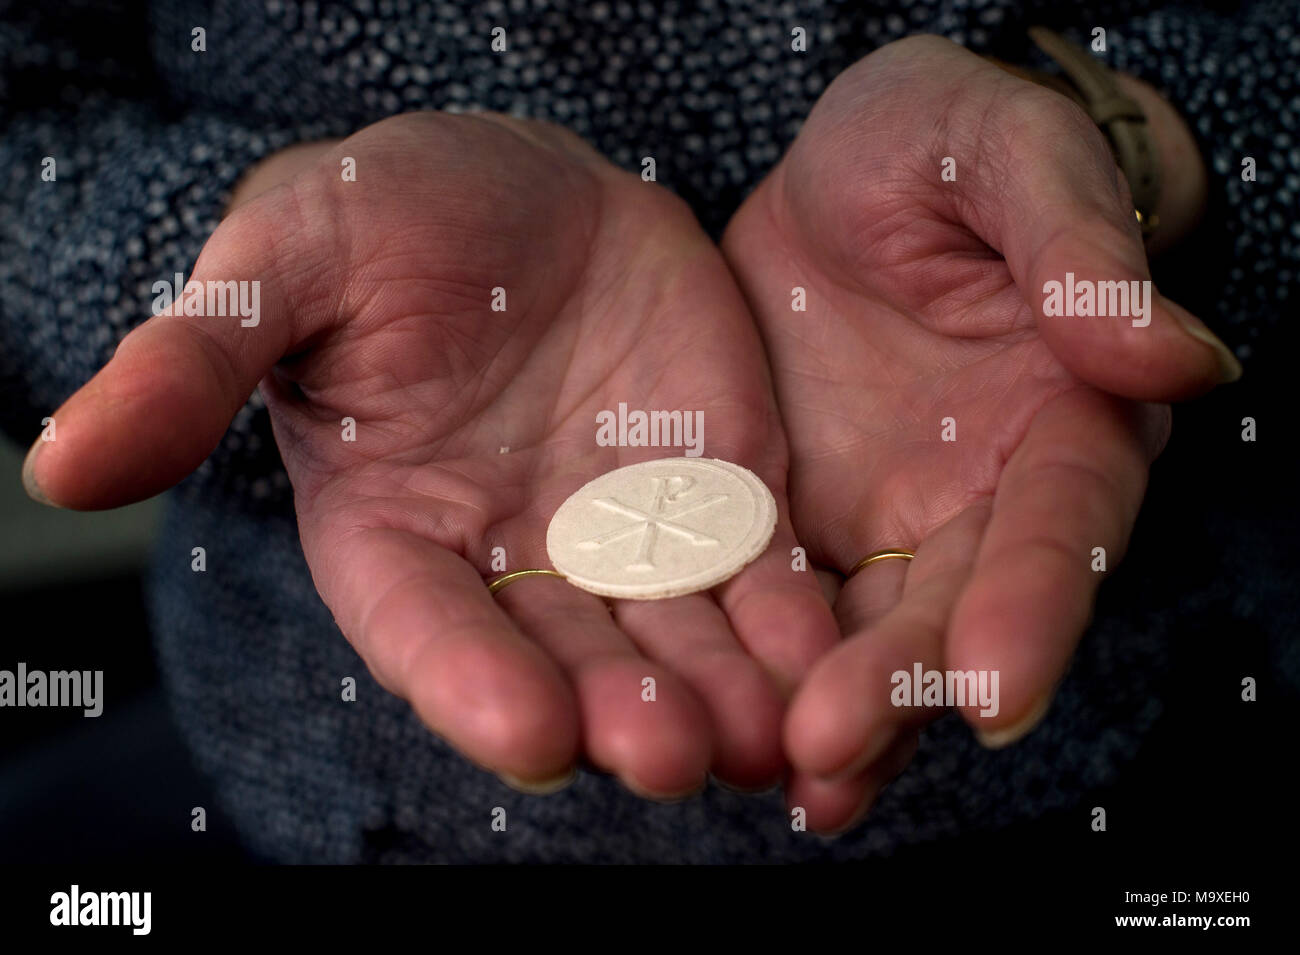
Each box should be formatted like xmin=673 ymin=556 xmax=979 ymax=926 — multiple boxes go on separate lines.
xmin=487 ymin=569 xmax=568 ymax=596
xmin=846 ymin=549 xmax=915 ymax=579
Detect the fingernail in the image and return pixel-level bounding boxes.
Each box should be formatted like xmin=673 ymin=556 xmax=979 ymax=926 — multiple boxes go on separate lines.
xmin=623 ymin=774 xmax=707 ymax=802
xmin=818 ymin=787 xmax=881 ymax=838
xmin=710 ymin=772 xmax=781 ymax=796
xmin=827 ymin=728 xmax=897 ymax=782
xmin=712 ymin=769 xmax=780 ymax=800
xmin=21 ymin=440 xmax=56 ymax=508
xmin=974 ymin=694 xmax=1053 ymax=749
xmin=1170 ymin=307 xmax=1243 ymax=383
xmin=498 ymin=767 xmax=577 ymax=795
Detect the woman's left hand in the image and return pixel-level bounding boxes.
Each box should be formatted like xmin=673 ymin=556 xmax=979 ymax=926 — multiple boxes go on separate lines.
xmin=722 ymin=35 xmax=1238 ymax=832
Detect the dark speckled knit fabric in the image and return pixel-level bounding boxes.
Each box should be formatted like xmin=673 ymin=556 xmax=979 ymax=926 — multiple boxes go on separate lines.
xmin=2 ymin=0 xmax=1297 ymax=862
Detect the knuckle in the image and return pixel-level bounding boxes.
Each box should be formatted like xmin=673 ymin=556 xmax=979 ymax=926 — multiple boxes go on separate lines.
xmin=884 ymin=33 xmax=967 ymax=61
xmin=999 ymin=86 xmax=1113 ymax=172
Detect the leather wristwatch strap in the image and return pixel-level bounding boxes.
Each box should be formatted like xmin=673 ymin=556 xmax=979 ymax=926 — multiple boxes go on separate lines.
xmin=989 ymin=27 xmax=1162 ymax=239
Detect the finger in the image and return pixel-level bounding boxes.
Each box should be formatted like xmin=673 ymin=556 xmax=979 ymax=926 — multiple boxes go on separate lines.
xmin=961 ymin=71 xmax=1241 ymax=397
xmin=834 ymin=553 xmax=909 ymax=637
xmin=946 ymin=388 xmax=1160 ymax=746
xmin=23 ymin=194 xmax=336 ymax=509
xmin=309 ymin=524 xmax=581 ymax=785
xmin=785 ymin=732 xmax=919 ymax=834
xmin=715 ymin=513 xmax=842 ymax=696
xmin=813 ymin=566 xmax=844 ymax=605
xmin=496 ymin=576 xmax=714 ymax=798
xmin=805 ymin=476 xmax=925 ymax=639
xmin=614 ymin=593 xmax=787 ymax=790
xmin=786 ymin=504 xmax=990 ymax=778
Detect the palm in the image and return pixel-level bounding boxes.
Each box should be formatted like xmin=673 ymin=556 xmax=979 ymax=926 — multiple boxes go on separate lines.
xmin=240 ymin=113 xmax=837 ymax=794
xmin=731 ymin=221 xmax=1082 ymax=569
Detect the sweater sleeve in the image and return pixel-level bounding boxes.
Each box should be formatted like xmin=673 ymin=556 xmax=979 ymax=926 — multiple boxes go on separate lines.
xmin=0 ymin=1 xmax=342 ymax=502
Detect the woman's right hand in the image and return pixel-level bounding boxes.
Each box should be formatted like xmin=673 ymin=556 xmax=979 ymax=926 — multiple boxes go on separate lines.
xmin=23 ymin=111 xmax=839 ymax=798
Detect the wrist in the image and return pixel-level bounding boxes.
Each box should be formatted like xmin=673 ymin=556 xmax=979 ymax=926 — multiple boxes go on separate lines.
xmin=989 ymin=33 xmax=1208 ymax=255
xmin=1111 ymin=73 xmax=1207 ymax=255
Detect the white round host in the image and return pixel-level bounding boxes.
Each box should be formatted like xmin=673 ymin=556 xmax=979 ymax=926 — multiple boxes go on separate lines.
xmin=546 ymin=457 xmax=778 ymax=600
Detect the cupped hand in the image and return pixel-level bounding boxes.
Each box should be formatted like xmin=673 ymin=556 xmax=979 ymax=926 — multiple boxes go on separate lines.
xmin=722 ymin=35 xmax=1239 ymax=831
xmin=24 ymin=112 xmax=839 ymax=797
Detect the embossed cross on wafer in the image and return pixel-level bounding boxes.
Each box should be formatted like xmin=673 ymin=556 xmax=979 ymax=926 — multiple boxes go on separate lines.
xmin=576 ymin=475 xmax=726 ymax=571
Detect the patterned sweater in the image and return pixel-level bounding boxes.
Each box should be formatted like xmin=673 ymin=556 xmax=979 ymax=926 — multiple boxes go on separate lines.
xmin=2 ymin=0 xmax=1296 ymax=862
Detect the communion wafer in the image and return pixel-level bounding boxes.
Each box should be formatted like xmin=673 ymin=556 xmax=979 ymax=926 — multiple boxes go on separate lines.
xmin=545 ymin=457 xmax=777 ymax=600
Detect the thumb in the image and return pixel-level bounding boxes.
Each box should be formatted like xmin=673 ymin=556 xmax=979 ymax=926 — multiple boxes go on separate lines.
xmin=22 ymin=196 xmax=335 ymax=509
xmin=1025 ymin=211 xmax=1242 ymax=400
xmin=965 ymin=82 xmax=1241 ymax=400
